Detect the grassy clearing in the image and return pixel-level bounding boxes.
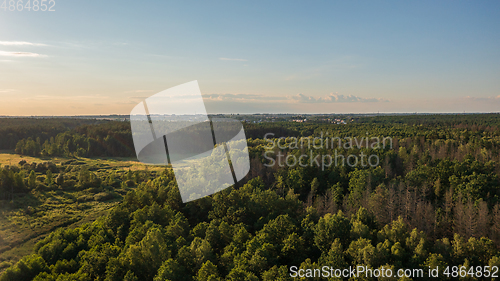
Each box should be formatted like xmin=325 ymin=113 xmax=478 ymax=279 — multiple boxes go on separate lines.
xmin=0 ymin=188 xmax=122 ymax=272
xmin=0 ymin=150 xmax=165 ymax=171
xmin=0 ymin=150 xmax=67 ymax=166
xmin=0 ymin=152 xmax=155 ymax=272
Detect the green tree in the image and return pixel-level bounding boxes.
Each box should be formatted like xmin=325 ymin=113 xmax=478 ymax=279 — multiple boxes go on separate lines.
xmin=154 ymin=259 xmax=185 ymax=281
xmin=196 ymin=260 xmax=220 ymax=281
xmin=45 ymin=170 xmax=53 ymax=186
xmin=28 ymin=170 xmax=37 ymax=189
xmin=314 ymin=211 xmax=351 ymax=251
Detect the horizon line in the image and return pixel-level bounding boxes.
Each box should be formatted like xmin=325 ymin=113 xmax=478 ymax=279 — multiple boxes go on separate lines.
xmin=0 ymin=112 xmax=499 ymax=118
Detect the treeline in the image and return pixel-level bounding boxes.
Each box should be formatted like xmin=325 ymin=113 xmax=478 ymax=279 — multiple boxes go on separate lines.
xmin=10 ymin=114 xmax=500 ymax=158
xmin=15 ymin=123 xmax=135 ymax=158
xmin=0 ymin=118 xmax=106 ymax=150
xmin=352 ymin=113 xmax=500 ymax=127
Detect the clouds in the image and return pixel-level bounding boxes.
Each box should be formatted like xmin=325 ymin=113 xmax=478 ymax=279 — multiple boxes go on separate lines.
xmin=0 ymin=51 xmax=47 ymax=57
xmin=204 ymin=93 xmax=284 ymax=101
xmin=203 ymin=92 xmax=388 ymax=103
xmin=0 ymin=41 xmax=48 ymax=58
xmin=0 ymin=41 xmax=48 ymax=46
xmin=289 ymin=93 xmax=389 ymax=103
xmin=202 ymin=92 xmax=390 ymax=115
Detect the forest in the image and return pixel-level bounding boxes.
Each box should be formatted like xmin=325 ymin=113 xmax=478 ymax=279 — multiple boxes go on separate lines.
xmin=0 ymin=114 xmax=500 ymax=280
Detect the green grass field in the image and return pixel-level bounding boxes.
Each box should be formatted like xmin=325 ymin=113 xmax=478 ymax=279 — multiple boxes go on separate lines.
xmin=0 ymin=151 xmax=156 ymax=273
xmin=0 ymin=150 xmax=166 ymax=171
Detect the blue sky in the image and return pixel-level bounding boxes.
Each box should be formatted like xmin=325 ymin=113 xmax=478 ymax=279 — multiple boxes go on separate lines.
xmin=1 ymin=0 xmax=499 ymax=115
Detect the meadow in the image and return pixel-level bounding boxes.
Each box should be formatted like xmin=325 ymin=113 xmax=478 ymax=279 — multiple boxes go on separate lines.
xmin=0 ymin=150 xmax=163 ymax=273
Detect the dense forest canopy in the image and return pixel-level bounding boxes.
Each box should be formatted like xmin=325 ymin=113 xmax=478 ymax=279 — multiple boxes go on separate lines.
xmin=1 ymin=114 xmax=500 ymax=280
xmin=0 ymin=118 xmax=110 ymax=151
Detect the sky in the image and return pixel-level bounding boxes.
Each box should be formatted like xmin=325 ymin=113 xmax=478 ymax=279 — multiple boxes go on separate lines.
xmin=1 ymin=0 xmax=500 ymax=115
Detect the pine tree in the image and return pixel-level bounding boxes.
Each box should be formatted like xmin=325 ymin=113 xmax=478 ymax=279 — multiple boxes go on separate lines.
xmin=28 ymin=170 xmax=36 ymax=189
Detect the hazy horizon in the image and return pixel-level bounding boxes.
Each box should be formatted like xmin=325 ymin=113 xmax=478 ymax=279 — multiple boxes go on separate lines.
xmin=1 ymin=112 xmax=499 ymax=118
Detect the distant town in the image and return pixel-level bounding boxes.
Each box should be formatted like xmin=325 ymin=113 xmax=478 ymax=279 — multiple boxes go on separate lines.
xmin=0 ymin=112 xmax=492 ymax=125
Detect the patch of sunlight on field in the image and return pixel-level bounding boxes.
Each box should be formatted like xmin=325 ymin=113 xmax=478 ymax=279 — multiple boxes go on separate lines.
xmin=0 ymin=150 xmax=68 ymax=166
xmin=0 ymin=151 xmax=165 ymax=172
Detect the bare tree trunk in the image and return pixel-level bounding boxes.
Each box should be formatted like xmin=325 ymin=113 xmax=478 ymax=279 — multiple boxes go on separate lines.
xmin=454 ymin=195 xmax=478 ymax=239
xmin=476 ymin=199 xmax=489 ymax=238
xmin=387 ymin=186 xmax=397 ymax=223
xmin=491 ymin=204 xmax=500 ymax=247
